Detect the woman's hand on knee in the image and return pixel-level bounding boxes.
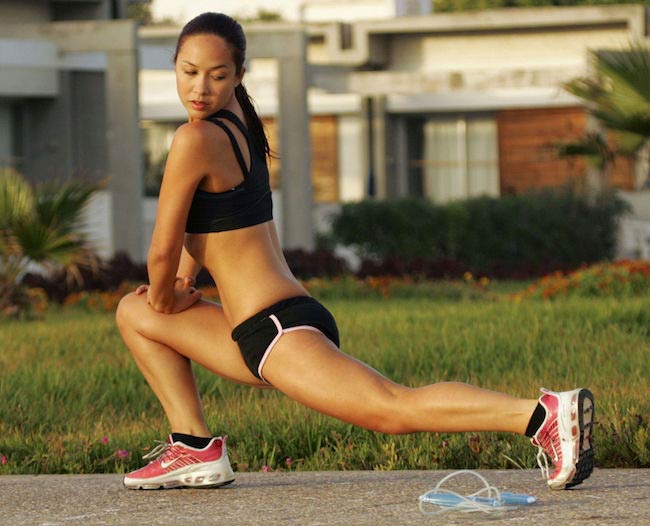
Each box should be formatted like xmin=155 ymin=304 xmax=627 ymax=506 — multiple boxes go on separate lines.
xmin=134 ymin=279 xmax=202 ymax=314
xmin=169 ymin=286 xmax=203 ymax=313
xmin=133 ymin=277 xmax=195 ymax=295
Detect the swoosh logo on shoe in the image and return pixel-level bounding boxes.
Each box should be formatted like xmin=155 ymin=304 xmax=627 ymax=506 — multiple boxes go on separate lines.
xmin=161 ymin=456 xmax=189 ymax=469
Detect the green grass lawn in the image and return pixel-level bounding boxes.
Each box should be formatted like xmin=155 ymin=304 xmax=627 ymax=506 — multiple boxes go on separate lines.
xmin=1 ymin=291 xmax=649 ymax=474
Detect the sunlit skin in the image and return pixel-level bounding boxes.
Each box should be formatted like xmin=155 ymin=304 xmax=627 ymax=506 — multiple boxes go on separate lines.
xmin=116 ymin=32 xmax=538 ymax=444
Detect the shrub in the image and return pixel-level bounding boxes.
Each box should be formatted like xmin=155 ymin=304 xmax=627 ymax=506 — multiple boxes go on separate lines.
xmin=330 ymin=188 xmax=628 ymax=278
xmin=330 ymin=198 xmax=451 ymax=261
xmin=284 ymin=249 xmax=348 ymax=279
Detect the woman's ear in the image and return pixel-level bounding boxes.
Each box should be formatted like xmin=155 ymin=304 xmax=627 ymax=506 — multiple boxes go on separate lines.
xmin=236 ymin=66 xmax=246 ymax=87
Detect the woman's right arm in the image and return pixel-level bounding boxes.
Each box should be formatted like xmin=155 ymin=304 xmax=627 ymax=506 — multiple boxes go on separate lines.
xmin=146 ymin=123 xmax=210 ymax=313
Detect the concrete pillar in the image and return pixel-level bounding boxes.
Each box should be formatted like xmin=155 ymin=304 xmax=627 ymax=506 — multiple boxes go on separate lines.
xmin=46 ymin=19 xmax=143 ymax=259
xmin=277 ymin=37 xmax=313 ymax=250
xmin=105 ymin=44 xmax=144 ymax=258
xmin=391 ymin=116 xmax=409 ymax=198
xmin=248 ymin=27 xmax=314 ymax=250
xmin=371 ymin=95 xmax=388 ymax=199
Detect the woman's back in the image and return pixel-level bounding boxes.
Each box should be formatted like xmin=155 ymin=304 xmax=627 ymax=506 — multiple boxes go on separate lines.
xmin=180 ymin=108 xmax=308 ymax=326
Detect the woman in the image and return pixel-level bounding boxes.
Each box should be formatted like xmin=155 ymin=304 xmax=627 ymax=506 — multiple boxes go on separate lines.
xmin=116 ymin=12 xmax=594 ymax=491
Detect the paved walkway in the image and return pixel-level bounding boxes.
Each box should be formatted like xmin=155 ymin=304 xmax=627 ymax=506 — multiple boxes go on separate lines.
xmin=1 ymin=469 xmax=648 ymax=525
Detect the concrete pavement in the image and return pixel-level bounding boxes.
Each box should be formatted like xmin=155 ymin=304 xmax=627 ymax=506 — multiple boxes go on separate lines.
xmin=1 ymin=469 xmax=648 ymax=525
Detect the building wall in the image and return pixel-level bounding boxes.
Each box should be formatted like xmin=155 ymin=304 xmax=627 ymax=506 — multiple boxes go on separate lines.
xmin=0 ymin=0 xmax=51 ymax=25
xmin=497 ymin=107 xmax=635 ymax=194
xmin=0 ymin=0 xmax=124 ymax=25
xmin=300 ymin=0 xmax=430 ymax=22
xmin=393 ymin=28 xmax=631 ymax=73
xmin=13 ymin=70 xmax=107 ymax=187
xmin=51 ymin=1 xmax=111 ymax=21
xmin=497 ymin=107 xmax=588 ymax=195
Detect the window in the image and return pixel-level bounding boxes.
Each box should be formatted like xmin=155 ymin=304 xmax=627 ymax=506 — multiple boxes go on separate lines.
xmin=422 ymin=115 xmax=499 ymax=203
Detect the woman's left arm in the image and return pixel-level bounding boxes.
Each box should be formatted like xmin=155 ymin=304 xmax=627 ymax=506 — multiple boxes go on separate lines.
xmin=146 ymin=123 xmax=209 ymax=313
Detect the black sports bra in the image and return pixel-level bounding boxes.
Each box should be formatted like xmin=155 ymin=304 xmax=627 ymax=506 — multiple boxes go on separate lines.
xmin=185 ymin=109 xmax=273 ymax=234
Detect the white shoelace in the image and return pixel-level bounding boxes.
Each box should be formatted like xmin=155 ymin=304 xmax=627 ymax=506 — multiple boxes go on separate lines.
xmin=142 ymin=441 xmax=170 ymax=461
xmin=534 ymin=427 xmax=560 ymax=480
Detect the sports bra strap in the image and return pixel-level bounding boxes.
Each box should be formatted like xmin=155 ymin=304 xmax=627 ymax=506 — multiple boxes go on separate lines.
xmin=214 ymin=109 xmax=250 ymax=138
xmin=210 ymin=118 xmax=250 ymax=179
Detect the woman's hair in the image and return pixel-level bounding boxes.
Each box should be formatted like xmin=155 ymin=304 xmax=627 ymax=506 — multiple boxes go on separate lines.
xmin=174 ymin=12 xmax=271 ymax=161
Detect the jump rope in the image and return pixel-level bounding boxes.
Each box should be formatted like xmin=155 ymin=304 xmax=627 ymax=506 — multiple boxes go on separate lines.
xmin=418 ymin=470 xmax=536 ymax=515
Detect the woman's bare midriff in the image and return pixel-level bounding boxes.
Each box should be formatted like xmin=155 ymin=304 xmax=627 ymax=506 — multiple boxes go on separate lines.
xmin=184 ymin=221 xmax=309 ymax=327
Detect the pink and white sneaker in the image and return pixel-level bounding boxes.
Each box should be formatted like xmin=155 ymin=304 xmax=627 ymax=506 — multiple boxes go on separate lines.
xmin=531 ymin=388 xmax=595 ymax=490
xmin=123 ymin=435 xmax=235 ymax=490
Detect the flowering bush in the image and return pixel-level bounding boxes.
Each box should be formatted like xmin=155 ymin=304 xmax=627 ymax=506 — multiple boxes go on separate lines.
xmin=513 ymin=260 xmax=650 ymax=300
xmin=30 ymin=260 xmax=650 ymax=311
xmin=63 ymin=282 xmax=134 ymax=312
xmin=52 ymin=275 xmax=498 ymax=312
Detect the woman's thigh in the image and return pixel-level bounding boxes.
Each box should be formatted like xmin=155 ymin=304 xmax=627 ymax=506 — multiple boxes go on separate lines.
xmin=117 ymin=293 xmax=266 ymax=387
xmin=261 ymin=330 xmax=403 ymax=432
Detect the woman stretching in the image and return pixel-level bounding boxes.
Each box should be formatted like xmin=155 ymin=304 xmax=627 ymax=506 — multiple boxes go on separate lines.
xmin=116 ymin=12 xmax=594 ymax=491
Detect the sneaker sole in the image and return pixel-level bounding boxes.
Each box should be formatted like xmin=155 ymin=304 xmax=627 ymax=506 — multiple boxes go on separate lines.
xmin=127 ymin=478 xmax=235 ymax=490
xmin=565 ymin=388 xmax=595 ymax=489
xmin=124 ymin=466 xmax=236 ymax=490
xmin=125 ymin=475 xmax=235 ymax=490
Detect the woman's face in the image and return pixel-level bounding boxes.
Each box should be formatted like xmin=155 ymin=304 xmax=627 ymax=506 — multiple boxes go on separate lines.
xmin=175 ymin=33 xmax=243 ymax=122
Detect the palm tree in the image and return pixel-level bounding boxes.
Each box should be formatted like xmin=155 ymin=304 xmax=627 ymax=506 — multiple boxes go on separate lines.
xmin=0 ymin=169 xmax=99 ymax=316
xmin=563 ymin=43 xmax=650 ymax=188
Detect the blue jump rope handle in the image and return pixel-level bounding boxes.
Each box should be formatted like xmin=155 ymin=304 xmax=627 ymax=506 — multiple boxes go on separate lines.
xmin=499 ymin=492 xmax=537 ymax=505
xmin=421 ymin=492 xmax=536 ymax=508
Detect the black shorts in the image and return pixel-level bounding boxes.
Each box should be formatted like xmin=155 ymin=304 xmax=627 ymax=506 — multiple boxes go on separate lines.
xmin=231 ymin=296 xmax=340 ymax=384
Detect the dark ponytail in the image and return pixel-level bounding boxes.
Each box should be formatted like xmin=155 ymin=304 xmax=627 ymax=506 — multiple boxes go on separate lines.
xmin=174 ymin=12 xmax=271 ymax=162
xmin=235 ymin=84 xmax=270 ymax=161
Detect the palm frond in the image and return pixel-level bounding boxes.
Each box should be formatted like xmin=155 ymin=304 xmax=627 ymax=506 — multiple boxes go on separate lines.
xmin=557 ymin=132 xmax=615 ymax=169
xmin=566 ymin=43 xmax=650 ymax=156
xmin=610 ymin=130 xmax=648 ymax=155
xmin=0 ymin=169 xmax=34 ymax=229
xmin=12 ymin=219 xmax=85 ymax=265
xmin=597 ymin=46 xmax=650 ymax=108
xmin=35 ymin=180 xmax=100 ymax=232
xmin=563 ymin=76 xmax=610 ymax=108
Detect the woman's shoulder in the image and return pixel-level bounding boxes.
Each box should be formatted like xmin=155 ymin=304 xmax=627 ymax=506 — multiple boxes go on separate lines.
xmin=172 ymin=120 xmax=231 ymax=153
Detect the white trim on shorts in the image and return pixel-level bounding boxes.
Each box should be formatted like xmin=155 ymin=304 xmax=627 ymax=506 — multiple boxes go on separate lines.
xmin=257 ymin=314 xmax=325 ymax=383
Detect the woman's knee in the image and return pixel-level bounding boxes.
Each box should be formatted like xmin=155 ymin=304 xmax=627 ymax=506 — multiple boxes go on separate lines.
xmin=115 ymin=292 xmax=144 ymax=332
xmin=369 ymin=413 xmax=412 ymax=435
xmin=366 ymin=390 xmax=416 ymax=434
